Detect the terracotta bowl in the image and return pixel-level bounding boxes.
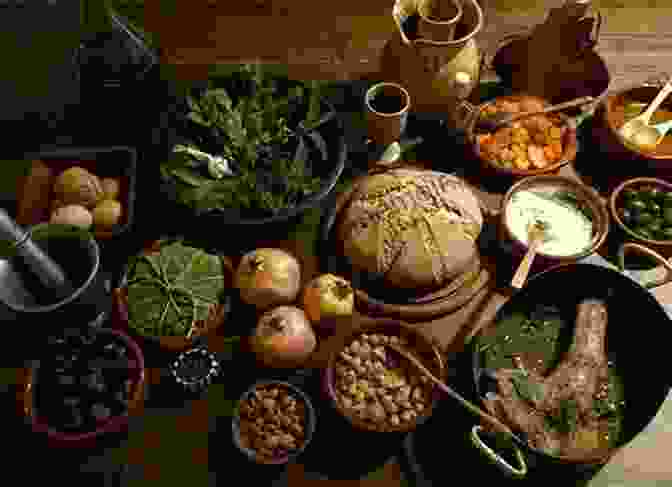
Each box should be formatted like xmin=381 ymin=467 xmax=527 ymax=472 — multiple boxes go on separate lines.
xmin=465 ymin=95 xmax=579 ymax=178
xmin=231 ymin=380 xmax=316 ymax=465
xmin=22 ymin=328 xmax=145 ymax=448
xmin=500 ymin=175 xmax=610 ymax=271
xmin=609 ymin=177 xmax=672 ymax=256
xmin=111 ymin=241 xmax=234 ymax=353
xmin=597 ymin=84 xmax=672 ymax=173
xmin=323 ymin=320 xmax=445 ymax=433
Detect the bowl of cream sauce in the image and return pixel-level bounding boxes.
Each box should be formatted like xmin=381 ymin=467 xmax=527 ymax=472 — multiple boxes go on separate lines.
xmin=500 ymin=175 xmax=610 ymax=269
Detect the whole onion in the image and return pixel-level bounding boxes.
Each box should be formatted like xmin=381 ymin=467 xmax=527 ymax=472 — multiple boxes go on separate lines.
xmin=252 ymin=306 xmax=317 ymax=368
xmin=234 ymin=248 xmax=301 ymax=310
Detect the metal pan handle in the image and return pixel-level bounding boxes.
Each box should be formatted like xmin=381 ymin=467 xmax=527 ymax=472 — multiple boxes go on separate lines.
xmin=617 ymin=242 xmax=672 ymax=290
xmin=470 ymin=425 xmax=528 ymax=479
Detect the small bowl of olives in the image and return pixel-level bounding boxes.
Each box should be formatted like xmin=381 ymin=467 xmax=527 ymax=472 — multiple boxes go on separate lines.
xmin=610 ymin=177 xmax=672 ymax=251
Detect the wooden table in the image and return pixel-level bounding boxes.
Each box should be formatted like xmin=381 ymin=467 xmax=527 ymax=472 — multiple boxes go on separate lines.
xmin=90 ymin=2 xmax=672 ymax=485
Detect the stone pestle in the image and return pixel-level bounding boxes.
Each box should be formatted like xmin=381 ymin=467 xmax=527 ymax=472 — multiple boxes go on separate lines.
xmin=0 ymin=209 xmax=75 ymax=301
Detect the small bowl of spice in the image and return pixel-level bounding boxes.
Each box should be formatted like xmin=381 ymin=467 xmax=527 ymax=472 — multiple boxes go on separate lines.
xmin=324 ymin=320 xmax=444 ymax=433
xmin=500 ymin=175 xmax=610 ymax=270
xmin=169 ymin=347 xmax=222 ymax=396
xmin=610 ymin=177 xmax=672 ymax=254
xmin=232 ymin=381 xmax=316 ymax=465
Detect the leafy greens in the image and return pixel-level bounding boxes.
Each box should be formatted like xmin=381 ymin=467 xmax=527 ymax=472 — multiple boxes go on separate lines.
xmin=126 ymin=241 xmax=227 ymax=337
xmin=160 ymin=64 xmax=327 ymax=215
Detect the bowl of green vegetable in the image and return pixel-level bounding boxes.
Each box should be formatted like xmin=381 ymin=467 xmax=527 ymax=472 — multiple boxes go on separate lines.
xmin=610 ymin=177 xmax=672 ymax=252
xmin=159 ymin=64 xmax=347 ymax=234
xmin=112 ymin=240 xmax=234 ymax=352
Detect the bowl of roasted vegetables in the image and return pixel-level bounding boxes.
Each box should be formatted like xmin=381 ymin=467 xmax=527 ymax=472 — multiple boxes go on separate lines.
xmin=610 ymin=177 xmax=672 ymax=250
xmin=160 ymin=64 xmax=347 ymax=226
xmin=467 ymin=95 xmax=578 ymax=176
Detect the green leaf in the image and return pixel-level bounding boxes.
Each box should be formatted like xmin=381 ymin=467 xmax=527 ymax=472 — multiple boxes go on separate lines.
xmin=207 ymin=88 xmax=233 ymax=112
xmin=187 ymin=111 xmax=211 ymax=127
xmin=126 ymin=241 xmax=227 ymax=337
xmin=171 ymin=168 xmax=211 ymax=187
xmin=510 ymin=370 xmax=545 ymax=404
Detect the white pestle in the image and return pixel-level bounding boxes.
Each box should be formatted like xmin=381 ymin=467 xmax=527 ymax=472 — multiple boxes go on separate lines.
xmin=0 ymin=210 xmax=75 ymax=301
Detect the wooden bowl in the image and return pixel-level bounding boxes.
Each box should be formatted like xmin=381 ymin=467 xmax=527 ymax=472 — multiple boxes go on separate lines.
xmin=465 ymin=95 xmax=578 ymax=177
xmin=598 ymin=84 xmax=672 ymax=172
xmin=500 ymin=175 xmax=610 ymax=270
xmin=231 ymin=380 xmax=316 ymax=465
xmin=111 ymin=241 xmax=234 ymax=353
xmin=609 ymin=177 xmax=672 ymax=255
xmin=323 ymin=320 xmax=445 ymax=433
xmin=22 ymin=327 xmax=145 ymax=448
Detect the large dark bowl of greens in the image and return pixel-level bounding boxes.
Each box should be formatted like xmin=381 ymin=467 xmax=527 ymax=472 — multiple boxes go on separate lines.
xmin=159 ymin=64 xmax=347 ymax=227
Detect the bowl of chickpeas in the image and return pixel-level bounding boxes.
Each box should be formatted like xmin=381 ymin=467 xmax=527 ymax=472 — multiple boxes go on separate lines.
xmin=466 ymin=95 xmax=578 ymax=177
xmin=323 ymin=320 xmax=445 ymax=433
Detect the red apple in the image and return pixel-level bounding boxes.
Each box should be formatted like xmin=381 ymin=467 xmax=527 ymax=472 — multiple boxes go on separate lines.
xmin=302 ymin=274 xmax=354 ymax=324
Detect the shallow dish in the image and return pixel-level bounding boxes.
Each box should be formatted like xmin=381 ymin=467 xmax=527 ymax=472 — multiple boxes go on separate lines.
xmin=609 ymin=177 xmax=672 ymax=253
xmin=466 ymin=95 xmax=578 ymax=177
xmin=500 ymin=175 xmax=610 ymax=270
xmin=231 ymin=380 xmax=316 ymax=465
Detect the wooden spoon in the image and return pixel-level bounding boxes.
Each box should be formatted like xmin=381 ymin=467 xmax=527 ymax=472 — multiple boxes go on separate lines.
xmin=619 ymin=77 xmax=672 ymax=146
xmin=511 ymin=220 xmax=547 ymax=290
xmin=385 ymin=342 xmax=514 ymax=436
xmin=476 ymin=96 xmax=594 ymax=132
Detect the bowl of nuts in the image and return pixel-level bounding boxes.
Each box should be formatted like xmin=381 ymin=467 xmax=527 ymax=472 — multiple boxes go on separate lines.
xmin=232 ymin=381 xmax=316 ymax=465
xmin=324 ymin=321 xmax=445 ymax=433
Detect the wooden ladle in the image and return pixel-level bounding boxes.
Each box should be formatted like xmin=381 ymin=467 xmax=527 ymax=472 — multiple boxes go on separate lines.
xmin=385 ymin=342 xmax=513 ymax=436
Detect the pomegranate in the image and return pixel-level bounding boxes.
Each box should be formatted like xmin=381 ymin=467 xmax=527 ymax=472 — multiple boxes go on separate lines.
xmin=302 ymin=274 xmax=354 ymax=325
xmin=252 ymin=306 xmax=317 ymax=368
xmin=234 ymin=248 xmax=301 ymax=310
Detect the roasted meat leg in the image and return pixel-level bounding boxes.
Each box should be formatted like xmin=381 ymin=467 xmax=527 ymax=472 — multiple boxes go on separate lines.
xmin=483 ymin=299 xmax=610 ymax=457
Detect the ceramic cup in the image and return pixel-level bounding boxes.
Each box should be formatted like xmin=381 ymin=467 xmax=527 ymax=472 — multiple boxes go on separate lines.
xmin=365 ymin=82 xmax=411 ymax=147
xmin=417 ymin=0 xmax=463 ymax=42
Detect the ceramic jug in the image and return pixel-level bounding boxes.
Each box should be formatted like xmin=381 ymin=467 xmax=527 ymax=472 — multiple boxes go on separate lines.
xmin=381 ymin=0 xmax=484 ymax=123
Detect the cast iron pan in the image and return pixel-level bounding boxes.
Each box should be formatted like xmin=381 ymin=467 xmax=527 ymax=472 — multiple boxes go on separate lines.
xmin=472 ymin=263 xmax=672 ymax=476
xmin=403 ymin=262 xmax=672 ymax=484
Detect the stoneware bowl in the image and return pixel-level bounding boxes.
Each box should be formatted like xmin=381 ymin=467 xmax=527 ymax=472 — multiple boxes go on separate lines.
xmin=22 ymin=327 xmax=145 ymax=449
xmin=323 ymin=320 xmax=445 ymax=433
xmin=500 ymin=175 xmax=610 ymax=271
xmin=231 ymin=380 xmax=316 ymax=465
xmin=465 ymin=95 xmax=579 ymax=177
xmin=609 ymin=177 xmax=672 ymax=256
xmin=597 ymin=83 xmax=672 ymax=173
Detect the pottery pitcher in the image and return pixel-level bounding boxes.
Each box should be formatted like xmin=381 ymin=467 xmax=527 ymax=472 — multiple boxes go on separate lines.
xmin=382 ymin=0 xmax=484 ymax=122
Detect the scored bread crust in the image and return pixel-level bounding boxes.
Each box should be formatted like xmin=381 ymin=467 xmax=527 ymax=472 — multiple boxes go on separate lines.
xmin=338 ymin=169 xmax=483 ymax=292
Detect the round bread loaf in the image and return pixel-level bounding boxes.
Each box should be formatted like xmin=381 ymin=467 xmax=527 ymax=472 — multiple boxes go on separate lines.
xmin=337 ymin=169 xmax=483 ymax=292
